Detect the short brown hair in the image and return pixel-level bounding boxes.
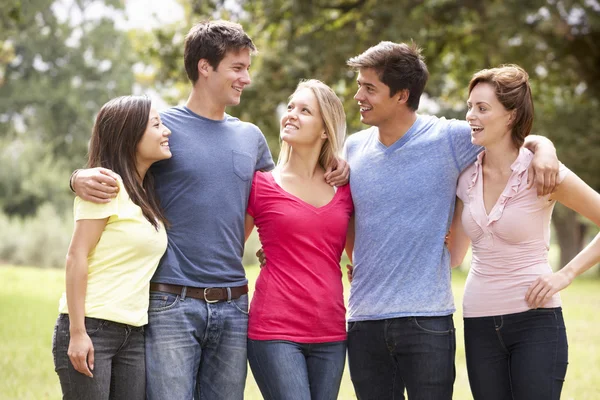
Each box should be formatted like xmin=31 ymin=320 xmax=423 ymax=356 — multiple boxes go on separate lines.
xmin=184 ymin=20 xmax=257 ymax=84
xmin=347 ymin=41 xmax=429 ymax=111
xmin=468 ymin=65 xmax=534 ymax=149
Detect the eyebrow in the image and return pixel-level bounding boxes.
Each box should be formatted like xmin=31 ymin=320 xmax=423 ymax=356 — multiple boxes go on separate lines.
xmin=150 ymin=116 xmax=160 ymax=122
xmin=357 ymin=80 xmax=376 ymax=89
xmin=289 ymin=101 xmax=313 ymax=111
xmin=231 ymin=62 xmax=249 ymax=68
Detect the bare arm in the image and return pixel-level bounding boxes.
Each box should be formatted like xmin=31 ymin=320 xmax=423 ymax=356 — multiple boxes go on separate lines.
xmin=523 ymin=135 xmax=559 ymax=196
xmin=447 ymin=198 xmax=471 ymax=268
xmin=65 ymin=218 xmax=107 ymax=377
xmin=244 ymin=213 xmax=255 ymax=242
xmin=525 ymin=172 xmax=600 ymax=308
xmin=71 ymin=168 xmax=120 ymax=203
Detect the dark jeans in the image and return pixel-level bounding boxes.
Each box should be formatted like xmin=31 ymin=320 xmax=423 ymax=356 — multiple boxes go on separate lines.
xmin=52 ymin=314 xmax=145 ymax=400
xmin=248 ymin=339 xmax=346 ymax=400
xmin=464 ymin=307 xmax=569 ymax=400
xmin=347 ymin=315 xmax=456 ymax=400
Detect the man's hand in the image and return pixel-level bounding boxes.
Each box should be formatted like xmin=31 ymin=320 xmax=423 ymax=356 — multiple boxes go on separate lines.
xmin=346 ymin=264 xmax=354 ymax=283
xmin=68 ymin=332 xmax=95 ymax=377
xmin=527 ymin=142 xmax=559 ymax=196
xmin=72 ymin=168 xmax=120 ymax=203
xmin=324 ymin=158 xmax=350 ymax=187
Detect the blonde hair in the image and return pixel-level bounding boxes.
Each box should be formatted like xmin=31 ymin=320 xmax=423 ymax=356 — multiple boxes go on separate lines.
xmin=277 ymin=79 xmax=347 ymax=170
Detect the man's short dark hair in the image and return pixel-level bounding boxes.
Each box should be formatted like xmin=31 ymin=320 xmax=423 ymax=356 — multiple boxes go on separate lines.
xmin=184 ymin=20 xmax=257 ymax=84
xmin=347 ymin=41 xmax=429 ymax=111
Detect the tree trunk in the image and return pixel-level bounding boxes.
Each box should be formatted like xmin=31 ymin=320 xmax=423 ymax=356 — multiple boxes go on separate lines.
xmin=552 ymin=204 xmax=588 ymax=269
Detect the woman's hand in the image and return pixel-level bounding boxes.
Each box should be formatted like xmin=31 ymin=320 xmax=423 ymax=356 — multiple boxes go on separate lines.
xmin=68 ymin=331 xmax=95 ymax=377
xmin=525 ymin=270 xmax=573 ymax=309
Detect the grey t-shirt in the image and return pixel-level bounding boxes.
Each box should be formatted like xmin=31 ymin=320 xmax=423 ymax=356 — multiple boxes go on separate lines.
xmin=151 ymin=106 xmax=274 ymax=287
xmin=345 ymin=115 xmax=480 ymax=321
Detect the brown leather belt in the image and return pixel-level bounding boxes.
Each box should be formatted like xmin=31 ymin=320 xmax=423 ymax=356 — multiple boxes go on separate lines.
xmin=150 ymin=283 xmax=248 ymax=303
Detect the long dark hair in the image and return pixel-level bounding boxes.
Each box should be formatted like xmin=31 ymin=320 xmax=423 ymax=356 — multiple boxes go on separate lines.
xmin=87 ymin=96 xmax=168 ymax=230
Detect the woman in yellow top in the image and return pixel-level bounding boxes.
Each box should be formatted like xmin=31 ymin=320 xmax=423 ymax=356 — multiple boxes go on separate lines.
xmin=52 ymin=96 xmax=171 ymax=399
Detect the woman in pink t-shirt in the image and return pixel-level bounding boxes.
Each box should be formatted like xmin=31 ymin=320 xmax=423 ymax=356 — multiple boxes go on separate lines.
xmin=449 ymin=65 xmax=600 ymax=400
xmin=244 ymin=79 xmax=354 ymax=400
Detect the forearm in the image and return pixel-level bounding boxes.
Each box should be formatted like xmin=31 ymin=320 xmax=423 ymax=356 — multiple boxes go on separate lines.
xmin=65 ymin=254 xmax=88 ymax=335
xmin=559 ymin=233 xmax=600 ymax=282
xmin=523 ymin=135 xmax=555 ymax=154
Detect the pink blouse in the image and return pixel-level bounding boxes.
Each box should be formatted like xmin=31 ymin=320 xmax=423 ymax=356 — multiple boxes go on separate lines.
xmin=456 ymin=148 xmax=570 ymax=318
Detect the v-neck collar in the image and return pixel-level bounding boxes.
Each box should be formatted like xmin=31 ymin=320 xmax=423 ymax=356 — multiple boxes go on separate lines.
xmin=469 ymin=147 xmax=533 ymax=226
xmin=375 ymin=115 xmax=421 ymax=154
xmin=267 ymin=172 xmax=341 ymax=213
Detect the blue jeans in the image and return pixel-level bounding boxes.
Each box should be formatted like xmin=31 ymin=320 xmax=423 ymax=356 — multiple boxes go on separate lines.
xmin=464 ymin=307 xmax=568 ymax=400
xmin=52 ymin=314 xmax=146 ymax=400
xmin=347 ymin=316 xmax=456 ymax=400
xmin=145 ymin=289 xmax=249 ymax=400
xmin=248 ymin=339 xmax=346 ymax=400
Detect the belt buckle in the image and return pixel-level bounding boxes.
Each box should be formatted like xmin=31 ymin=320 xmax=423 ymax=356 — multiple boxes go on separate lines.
xmin=203 ymin=288 xmax=220 ymax=303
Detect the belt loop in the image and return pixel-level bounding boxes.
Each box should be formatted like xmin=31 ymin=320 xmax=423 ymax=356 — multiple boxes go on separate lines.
xmin=226 ymin=287 xmax=232 ymax=302
xmin=181 ymin=286 xmax=187 ymax=300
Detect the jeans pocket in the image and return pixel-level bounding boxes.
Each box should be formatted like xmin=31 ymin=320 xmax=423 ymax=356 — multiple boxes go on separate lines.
xmin=412 ymin=316 xmax=454 ymax=335
xmin=347 ymin=321 xmax=360 ymax=334
xmin=230 ymin=294 xmax=249 ymax=315
xmin=232 ymin=150 xmax=254 ymax=181
xmin=84 ymin=317 xmax=105 ymax=336
xmin=149 ymin=292 xmax=180 ymax=312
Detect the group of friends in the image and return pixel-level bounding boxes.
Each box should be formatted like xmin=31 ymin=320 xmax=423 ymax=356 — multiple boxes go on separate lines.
xmin=51 ymin=20 xmax=600 ymax=400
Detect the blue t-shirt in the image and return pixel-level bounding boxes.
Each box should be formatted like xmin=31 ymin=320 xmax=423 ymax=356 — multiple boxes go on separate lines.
xmin=151 ymin=106 xmax=274 ymax=287
xmin=345 ymin=115 xmax=480 ymax=321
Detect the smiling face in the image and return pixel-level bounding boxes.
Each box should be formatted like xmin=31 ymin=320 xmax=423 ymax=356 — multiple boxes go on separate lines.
xmin=136 ymin=108 xmax=172 ymax=167
xmin=280 ymin=87 xmax=327 ymax=148
xmin=353 ymin=68 xmax=403 ymax=127
xmin=466 ymin=82 xmax=513 ymax=148
xmin=204 ymin=48 xmax=252 ymax=108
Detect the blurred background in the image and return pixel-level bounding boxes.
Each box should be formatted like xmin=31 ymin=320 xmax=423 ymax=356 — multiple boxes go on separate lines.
xmin=1 ymin=0 xmax=599 ymax=398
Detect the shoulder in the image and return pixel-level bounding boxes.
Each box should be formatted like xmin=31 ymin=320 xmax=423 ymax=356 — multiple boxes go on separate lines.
xmin=346 ymin=127 xmax=376 ymax=148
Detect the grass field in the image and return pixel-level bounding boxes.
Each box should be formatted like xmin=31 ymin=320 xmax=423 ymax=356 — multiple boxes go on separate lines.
xmin=1 ymin=265 xmax=599 ymax=399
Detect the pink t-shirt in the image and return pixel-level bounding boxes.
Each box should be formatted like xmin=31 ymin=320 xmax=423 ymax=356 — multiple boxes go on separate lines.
xmin=457 ymin=148 xmax=570 ymax=318
xmin=247 ymin=171 xmax=354 ymax=342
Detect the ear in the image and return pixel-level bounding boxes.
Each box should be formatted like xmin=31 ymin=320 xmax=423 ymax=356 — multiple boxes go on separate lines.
xmin=396 ymin=89 xmax=410 ymax=105
xmin=320 ymin=130 xmax=328 ymax=140
xmin=507 ymin=109 xmax=517 ymax=126
xmin=198 ymin=59 xmax=211 ymax=78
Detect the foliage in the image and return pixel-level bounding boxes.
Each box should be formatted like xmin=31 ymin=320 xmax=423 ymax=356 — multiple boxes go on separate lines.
xmin=0 ymin=203 xmax=73 ymax=268
xmin=0 ymin=0 xmax=137 ymax=216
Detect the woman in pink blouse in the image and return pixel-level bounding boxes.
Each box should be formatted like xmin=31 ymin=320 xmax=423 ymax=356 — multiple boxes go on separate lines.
xmin=449 ymin=65 xmax=600 ymax=400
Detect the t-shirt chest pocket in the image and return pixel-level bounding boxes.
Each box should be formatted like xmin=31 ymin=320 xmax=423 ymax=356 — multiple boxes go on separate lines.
xmin=232 ymin=150 xmax=254 ymax=181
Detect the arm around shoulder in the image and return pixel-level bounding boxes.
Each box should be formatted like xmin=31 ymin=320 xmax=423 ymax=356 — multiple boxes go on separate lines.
xmin=71 ymin=167 xmax=120 ymax=203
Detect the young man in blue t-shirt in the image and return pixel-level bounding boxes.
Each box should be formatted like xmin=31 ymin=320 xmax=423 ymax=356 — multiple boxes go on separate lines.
xmin=70 ymin=21 xmax=348 ymax=400
xmin=343 ymin=41 xmax=560 ymax=399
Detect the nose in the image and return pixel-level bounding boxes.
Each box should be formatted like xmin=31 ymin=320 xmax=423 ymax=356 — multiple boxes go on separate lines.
xmin=354 ymin=88 xmax=364 ymax=102
xmin=163 ymin=126 xmax=171 ymax=136
xmin=466 ymin=108 xmax=474 ymax=121
xmin=240 ymin=69 xmax=251 ymax=85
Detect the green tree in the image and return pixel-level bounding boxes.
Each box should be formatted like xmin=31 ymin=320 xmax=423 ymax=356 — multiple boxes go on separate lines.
xmin=0 ymin=0 xmax=137 ymax=216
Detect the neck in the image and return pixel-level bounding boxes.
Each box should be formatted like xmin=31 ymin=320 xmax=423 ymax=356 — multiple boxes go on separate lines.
xmin=377 ymin=109 xmax=418 ymax=147
xmin=483 ymin=139 xmax=520 ymax=172
xmin=279 ymin=144 xmax=323 ymax=179
xmin=135 ymin=162 xmax=149 ymax=185
xmin=186 ymin=84 xmax=227 ymax=121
